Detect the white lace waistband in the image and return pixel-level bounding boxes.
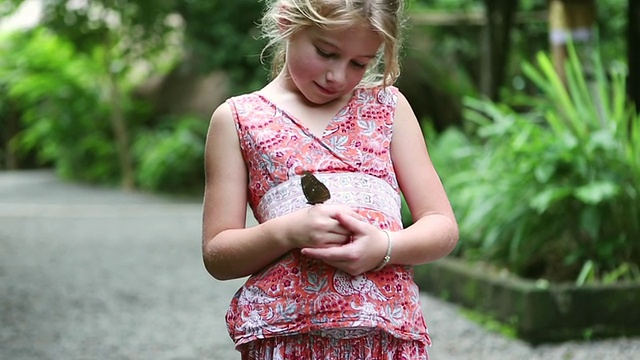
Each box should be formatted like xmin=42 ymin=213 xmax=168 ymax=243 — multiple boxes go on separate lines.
xmin=256 ymin=172 xmax=401 ymax=224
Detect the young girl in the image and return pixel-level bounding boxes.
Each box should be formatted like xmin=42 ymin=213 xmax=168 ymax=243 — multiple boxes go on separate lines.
xmin=202 ymin=0 xmax=459 ymax=358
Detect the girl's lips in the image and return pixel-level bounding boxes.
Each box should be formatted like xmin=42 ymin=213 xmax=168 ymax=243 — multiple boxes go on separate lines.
xmin=315 ymin=82 xmax=339 ymax=95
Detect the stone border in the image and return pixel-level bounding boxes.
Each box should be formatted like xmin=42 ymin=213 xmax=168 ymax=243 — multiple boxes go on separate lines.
xmin=415 ymin=257 xmax=640 ymax=344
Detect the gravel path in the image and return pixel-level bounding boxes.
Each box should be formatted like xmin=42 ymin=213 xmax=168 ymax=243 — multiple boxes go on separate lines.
xmin=1 ymin=170 xmax=638 ymax=359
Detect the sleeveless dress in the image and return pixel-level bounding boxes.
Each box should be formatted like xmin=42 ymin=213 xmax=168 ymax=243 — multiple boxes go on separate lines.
xmin=225 ymin=85 xmax=430 ymax=359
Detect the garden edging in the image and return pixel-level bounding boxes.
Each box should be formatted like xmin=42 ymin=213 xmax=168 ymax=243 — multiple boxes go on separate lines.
xmin=415 ymin=257 xmax=640 ymax=344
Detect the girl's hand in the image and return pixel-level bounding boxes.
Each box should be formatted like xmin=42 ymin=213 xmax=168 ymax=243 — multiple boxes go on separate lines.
xmin=286 ymin=205 xmax=353 ymax=249
xmin=300 ymin=211 xmax=390 ymax=276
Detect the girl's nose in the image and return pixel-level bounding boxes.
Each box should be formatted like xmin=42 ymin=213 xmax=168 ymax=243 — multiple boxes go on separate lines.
xmin=326 ymin=64 xmax=346 ymax=84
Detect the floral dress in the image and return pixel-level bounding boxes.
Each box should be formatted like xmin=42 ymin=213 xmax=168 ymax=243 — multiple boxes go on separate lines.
xmin=225 ymin=85 xmax=430 ymax=359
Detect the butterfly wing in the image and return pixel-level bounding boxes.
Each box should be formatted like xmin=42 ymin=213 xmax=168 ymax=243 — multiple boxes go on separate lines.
xmin=301 ymin=172 xmax=331 ymax=205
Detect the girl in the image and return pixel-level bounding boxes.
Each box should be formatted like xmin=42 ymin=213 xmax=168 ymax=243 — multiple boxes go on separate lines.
xmin=202 ymin=0 xmax=459 ymax=358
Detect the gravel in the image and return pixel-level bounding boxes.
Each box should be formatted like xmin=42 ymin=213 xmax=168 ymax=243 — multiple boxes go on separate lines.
xmin=1 ymin=170 xmax=638 ymax=359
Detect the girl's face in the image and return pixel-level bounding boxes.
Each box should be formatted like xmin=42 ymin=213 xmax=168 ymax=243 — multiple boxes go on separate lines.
xmin=284 ymin=24 xmax=382 ymax=105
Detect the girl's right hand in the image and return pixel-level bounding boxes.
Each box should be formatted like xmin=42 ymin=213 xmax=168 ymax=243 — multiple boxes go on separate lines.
xmin=285 ymin=204 xmax=353 ymax=249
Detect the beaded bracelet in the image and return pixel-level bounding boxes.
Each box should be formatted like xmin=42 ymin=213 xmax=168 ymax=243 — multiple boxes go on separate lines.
xmin=373 ymin=230 xmax=393 ymax=271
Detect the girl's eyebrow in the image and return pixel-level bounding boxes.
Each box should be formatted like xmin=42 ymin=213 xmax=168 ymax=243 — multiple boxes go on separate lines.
xmin=315 ymin=38 xmax=377 ymax=59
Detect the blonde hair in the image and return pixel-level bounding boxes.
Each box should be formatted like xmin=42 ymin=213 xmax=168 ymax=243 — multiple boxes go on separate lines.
xmin=260 ymin=0 xmax=405 ymax=88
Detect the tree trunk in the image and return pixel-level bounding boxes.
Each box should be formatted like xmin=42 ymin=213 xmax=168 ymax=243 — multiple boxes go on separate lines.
xmin=629 ymin=0 xmax=640 ymax=112
xmin=1 ymin=105 xmax=19 ymax=169
xmin=107 ymin=69 xmax=136 ymax=190
xmin=102 ymin=30 xmax=135 ymax=191
xmin=481 ymin=0 xmax=518 ymax=101
xmin=548 ymin=0 xmax=597 ymax=85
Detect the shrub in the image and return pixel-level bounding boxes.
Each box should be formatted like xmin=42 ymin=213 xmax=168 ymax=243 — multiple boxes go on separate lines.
xmin=431 ymin=44 xmax=640 ymax=284
xmin=133 ymin=115 xmax=208 ymax=194
xmin=0 ymin=29 xmax=122 ymax=183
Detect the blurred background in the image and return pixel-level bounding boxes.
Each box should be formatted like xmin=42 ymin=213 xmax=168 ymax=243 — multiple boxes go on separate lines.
xmin=1 ymin=0 xmax=639 ymax=351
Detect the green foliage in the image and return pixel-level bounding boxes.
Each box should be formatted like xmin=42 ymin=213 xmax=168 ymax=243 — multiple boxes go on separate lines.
xmin=133 ymin=115 xmax=208 ymax=194
xmin=409 ymin=0 xmax=482 ymax=11
xmin=2 ymin=0 xmax=266 ymax=92
xmin=460 ymin=308 xmax=518 ymax=339
xmin=2 ymin=0 xmax=181 ymax=89
xmin=1 ymin=0 xmax=632 ymax=198
xmin=595 ymin=0 xmax=628 ymax=61
xmin=4 ymin=0 xmax=176 ymax=56
xmin=175 ymin=0 xmax=268 ymax=94
xmin=0 ymin=26 xmax=206 ymax=191
xmin=1 ymin=0 xmax=184 ymax=189
xmin=0 ymin=29 xmax=121 ymax=183
xmin=408 ymin=0 xmax=627 ymax=118
xmin=403 ymin=0 xmax=551 ymax=129
xmin=432 ymin=44 xmax=640 ymax=283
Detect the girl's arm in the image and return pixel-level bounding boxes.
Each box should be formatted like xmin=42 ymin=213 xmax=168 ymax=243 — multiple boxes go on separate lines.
xmin=202 ymin=103 xmax=352 ymax=280
xmin=387 ymin=91 xmax=459 ymax=265
xmin=300 ymin=91 xmax=458 ymax=275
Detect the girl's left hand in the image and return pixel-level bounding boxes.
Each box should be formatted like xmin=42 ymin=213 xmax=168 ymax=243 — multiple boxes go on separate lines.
xmin=300 ymin=211 xmax=389 ymax=276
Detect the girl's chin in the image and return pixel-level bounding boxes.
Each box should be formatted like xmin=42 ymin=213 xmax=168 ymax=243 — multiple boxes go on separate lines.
xmin=315 ymin=83 xmax=340 ymax=97
xmin=309 ymin=88 xmax=347 ymax=105
xmin=301 ymin=91 xmax=338 ymax=106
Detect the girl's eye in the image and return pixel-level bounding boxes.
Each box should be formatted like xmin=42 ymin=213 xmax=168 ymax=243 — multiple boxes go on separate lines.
xmin=315 ymin=46 xmax=367 ymax=68
xmin=315 ymin=47 xmax=332 ymax=58
xmin=351 ymin=61 xmax=367 ymax=69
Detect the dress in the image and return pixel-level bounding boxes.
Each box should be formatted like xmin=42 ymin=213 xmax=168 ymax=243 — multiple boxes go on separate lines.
xmin=225 ymin=85 xmax=430 ymax=359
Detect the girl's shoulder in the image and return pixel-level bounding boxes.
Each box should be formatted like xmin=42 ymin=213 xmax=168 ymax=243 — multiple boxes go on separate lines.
xmin=225 ymin=91 xmax=263 ymax=106
xmin=355 ymin=85 xmax=400 ymax=108
xmin=222 ymin=91 xmax=275 ymax=120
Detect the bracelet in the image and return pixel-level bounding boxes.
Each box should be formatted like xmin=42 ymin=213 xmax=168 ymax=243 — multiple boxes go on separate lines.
xmin=373 ymin=230 xmax=393 ymax=271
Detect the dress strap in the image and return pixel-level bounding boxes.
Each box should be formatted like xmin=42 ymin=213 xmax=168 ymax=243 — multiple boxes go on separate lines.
xmin=256 ymin=172 xmax=401 ymax=224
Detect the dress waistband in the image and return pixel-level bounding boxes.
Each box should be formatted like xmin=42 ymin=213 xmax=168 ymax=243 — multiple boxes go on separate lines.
xmin=256 ymin=172 xmax=401 ymax=224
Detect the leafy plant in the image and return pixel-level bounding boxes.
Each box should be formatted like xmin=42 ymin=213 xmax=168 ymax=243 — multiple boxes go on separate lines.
xmin=0 ymin=30 xmax=121 ymax=183
xmin=133 ymin=115 xmax=208 ymax=194
xmin=432 ymin=43 xmax=640 ymax=283
xmin=460 ymin=308 xmax=518 ymax=339
xmin=2 ymin=0 xmax=183 ymax=188
xmin=174 ymin=0 xmax=267 ymax=94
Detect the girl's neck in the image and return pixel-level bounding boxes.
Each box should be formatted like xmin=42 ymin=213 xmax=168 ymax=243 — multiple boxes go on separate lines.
xmin=262 ymin=71 xmax=353 ymax=109
xmin=258 ymin=72 xmax=357 ymax=138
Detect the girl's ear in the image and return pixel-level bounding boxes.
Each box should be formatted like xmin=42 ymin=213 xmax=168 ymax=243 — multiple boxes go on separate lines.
xmin=277 ymin=5 xmax=292 ymax=32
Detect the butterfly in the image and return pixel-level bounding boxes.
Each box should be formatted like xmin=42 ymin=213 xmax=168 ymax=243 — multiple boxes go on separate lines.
xmin=301 ymin=171 xmax=331 ymax=205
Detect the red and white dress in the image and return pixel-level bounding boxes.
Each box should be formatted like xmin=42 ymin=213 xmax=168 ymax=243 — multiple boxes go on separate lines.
xmin=224 ymin=85 xmax=430 ymax=359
